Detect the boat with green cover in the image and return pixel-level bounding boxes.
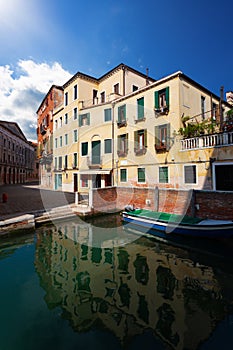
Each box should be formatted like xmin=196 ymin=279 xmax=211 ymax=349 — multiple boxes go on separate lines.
xmin=122 ymin=209 xmax=233 ymax=239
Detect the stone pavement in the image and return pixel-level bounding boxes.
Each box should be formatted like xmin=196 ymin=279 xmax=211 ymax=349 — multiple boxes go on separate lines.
xmin=0 ymin=182 xmax=75 ymax=220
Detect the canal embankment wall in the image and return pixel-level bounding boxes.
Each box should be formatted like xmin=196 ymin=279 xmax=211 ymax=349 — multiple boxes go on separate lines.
xmin=92 ymin=186 xmax=233 ymax=220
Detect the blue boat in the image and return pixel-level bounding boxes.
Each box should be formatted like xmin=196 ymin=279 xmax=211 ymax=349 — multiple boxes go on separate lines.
xmin=122 ymin=209 xmax=233 ymax=239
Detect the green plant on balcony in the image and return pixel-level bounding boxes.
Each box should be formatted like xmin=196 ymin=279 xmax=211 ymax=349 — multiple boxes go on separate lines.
xmin=178 ymin=117 xmax=218 ymax=138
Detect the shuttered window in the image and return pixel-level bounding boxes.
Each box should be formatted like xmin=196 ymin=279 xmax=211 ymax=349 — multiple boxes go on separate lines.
xmin=138 ymin=168 xmax=145 ymax=183
xmin=137 ymin=97 xmax=144 ymax=120
xmin=155 ymin=123 xmax=170 ymax=150
xmin=154 ymin=87 xmax=169 ymax=109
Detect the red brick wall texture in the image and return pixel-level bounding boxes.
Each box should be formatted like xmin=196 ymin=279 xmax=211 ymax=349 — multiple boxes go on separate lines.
xmin=92 ymin=187 xmax=233 ymax=220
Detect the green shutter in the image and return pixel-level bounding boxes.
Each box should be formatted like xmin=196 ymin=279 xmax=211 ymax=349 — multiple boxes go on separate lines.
xmin=138 ymin=168 xmax=145 ymax=183
xmin=125 ymin=133 xmax=128 ymax=151
xmin=154 ymin=91 xmax=159 ymax=109
xmin=79 ymin=115 xmax=82 ymax=127
xmin=165 ymin=87 xmax=169 ymax=109
xmin=134 ymin=130 xmax=138 ymax=149
xmin=117 ymin=136 xmax=121 ymax=151
xmin=82 ymin=142 xmax=88 ymax=156
xmin=144 ymin=129 xmax=147 ymax=147
xmin=87 ymin=113 xmax=90 ymax=125
xmin=155 ymin=126 xmax=160 ymax=146
xmin=137 ymin=97 xmax=144 ymax=119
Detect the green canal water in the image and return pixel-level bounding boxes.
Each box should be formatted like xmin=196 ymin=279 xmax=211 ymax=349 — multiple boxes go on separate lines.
xmin=0 ymin=214 xmax=233 ymax=350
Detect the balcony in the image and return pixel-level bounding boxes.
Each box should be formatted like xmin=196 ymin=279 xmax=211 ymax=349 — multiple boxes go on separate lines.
xmin=117 ymin=120 xmax=127 ymax=128
xmin=134 ymin=147 xmax=147 ymax=155
xmin=87 ymin=156 xmax=102 ymax=169
xmin=181 ymin=131 xmax=233 ymax=151
xmin=154 ymin=144 xmax=167 ymax=152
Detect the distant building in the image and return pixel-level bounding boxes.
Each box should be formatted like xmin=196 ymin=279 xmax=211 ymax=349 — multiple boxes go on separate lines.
xmin=226 ymin=91 xmax=233 ymax=106
xmin=0 ymin=120 xmax=35 ymax=185
xmin=37 ymin=85 xmax=64 ymax=188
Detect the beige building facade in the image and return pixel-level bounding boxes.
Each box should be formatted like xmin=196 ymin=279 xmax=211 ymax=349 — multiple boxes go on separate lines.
xmin=51 ymin=64 xmax=232 ymax=204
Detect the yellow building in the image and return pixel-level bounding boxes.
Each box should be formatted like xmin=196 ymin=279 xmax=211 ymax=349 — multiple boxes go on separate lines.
xmin=52 ymin=64 xmax=232 ymax=204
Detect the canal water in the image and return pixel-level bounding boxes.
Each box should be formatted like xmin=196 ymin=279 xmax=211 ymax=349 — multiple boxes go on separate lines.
xmin=0 ymin=214 xmax=233 ymax=350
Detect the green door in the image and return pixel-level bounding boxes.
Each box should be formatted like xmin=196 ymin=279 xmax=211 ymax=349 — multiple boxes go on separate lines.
xmin=92 ymin=140 xmax=101 ymax=164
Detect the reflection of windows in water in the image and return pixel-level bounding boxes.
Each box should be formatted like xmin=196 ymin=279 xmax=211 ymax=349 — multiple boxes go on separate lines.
xmin=91 ymin=247 xmax=102 ymax=264
xmin=133 ymin=254 xmax=149 ymax=285
xmin=156 ymin=303 xmax=180 ymax=346
xmin=76 ymin=271 xmax=91 ymax=292
xmin=137 ymin=293 xmax=149 ymax=324
xmin=104 ymin=248 xmax=113 ymax=264
xmin=81 ymin=244 xmax=88 ymax=260
xmin=118 ymin=278 xmax=131 ymax=308
xmin=117 ymin=249 xmax=129 ymax=273
xmin=156 ymin=266 xmax=176 ymax=300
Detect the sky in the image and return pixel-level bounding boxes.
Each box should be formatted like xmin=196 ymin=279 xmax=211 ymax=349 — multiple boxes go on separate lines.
xmin=0 ymin=0 xmax=233 ymax=141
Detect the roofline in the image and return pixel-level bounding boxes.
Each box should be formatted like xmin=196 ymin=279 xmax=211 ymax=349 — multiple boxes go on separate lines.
xmin=0 ymin=120 xmax=28 ymax=142
xmin=63 ymin=63 xmax=156 ymax=88
xmin=113 ymin=70 xmax=231 ymax=107
xmin=36 ymin=84 xmax=63 ymax=113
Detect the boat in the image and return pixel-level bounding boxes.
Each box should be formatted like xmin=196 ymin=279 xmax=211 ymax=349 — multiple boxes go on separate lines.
xmin=122 ymin=208 xmax=233 ymax=239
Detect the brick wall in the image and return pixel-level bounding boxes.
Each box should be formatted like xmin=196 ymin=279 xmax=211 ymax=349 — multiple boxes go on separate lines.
xmin=92 ymin=187 xmax=233 ymax=220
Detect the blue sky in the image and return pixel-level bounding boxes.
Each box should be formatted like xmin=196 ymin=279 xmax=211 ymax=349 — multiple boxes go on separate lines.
xmin=0 ymin=0 xmax=233 ymax=141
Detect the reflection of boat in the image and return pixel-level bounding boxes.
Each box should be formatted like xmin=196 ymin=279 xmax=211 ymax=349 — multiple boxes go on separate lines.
xmin=122 ymin=209 xmax=233 ymax=239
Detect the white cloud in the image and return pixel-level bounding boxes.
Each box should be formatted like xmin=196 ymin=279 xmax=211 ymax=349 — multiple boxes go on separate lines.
xmin=0 ymin=59 xmax=72 ymax=141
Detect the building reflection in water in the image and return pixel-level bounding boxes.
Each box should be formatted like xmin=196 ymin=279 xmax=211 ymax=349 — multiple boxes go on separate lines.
xmin=35 ymin=219 xmax=233 ymax=350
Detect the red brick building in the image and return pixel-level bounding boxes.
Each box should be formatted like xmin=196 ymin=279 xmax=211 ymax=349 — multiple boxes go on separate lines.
xmin=37 ymin=85 xmax=63 ymax=188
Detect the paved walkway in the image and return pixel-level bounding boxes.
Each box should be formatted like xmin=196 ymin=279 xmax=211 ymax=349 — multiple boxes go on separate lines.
xmin=0 ymin=182 xmax=75 ymax=220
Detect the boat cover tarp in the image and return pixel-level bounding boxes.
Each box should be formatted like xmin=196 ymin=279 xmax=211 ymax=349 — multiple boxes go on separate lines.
xmin=128 ymin=209 xmax=203 ymax=225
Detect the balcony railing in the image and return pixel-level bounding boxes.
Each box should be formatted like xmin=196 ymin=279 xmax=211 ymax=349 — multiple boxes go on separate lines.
xmin=181 ymin=131 xmax=233 ymax=150
xmin=87 ymin=156 xmax=102 ymax=169
xmin=80 ymin=92 xmax=122 ymax=109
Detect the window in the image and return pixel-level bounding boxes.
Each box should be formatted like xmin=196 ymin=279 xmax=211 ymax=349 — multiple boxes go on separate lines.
xmin=65 ymin=92 xmax=68 ymax=106
xmin=120 ymin=169 xmax=127 ymax=182
xmin=73 ymin=129 xmax=78 ymax=143
xmin=159 ymin=167 xmax=169 ymax=183
xmin=154 ymin=87 xmax=169 ymax=113
xmin=184 ymin=165 xmax=197 ymax=184
xmin=101 ymin=91 xmax=105 ymax=103
xmin=65 ymin=113 xmax=68 ymax=124
xmin=81 ymin=142 xmax=88 ymax=156
xmin=73 ymin=153 xmax=78 ymax=168
xmin=54 ymin=120 xmax=58 ymax=129
xmin=117 ymin=134 xmax=128 ymax=157
xmin=80 ymin=175 xmax=88 ymax=188
xmin=65 ymin=133 xmax=68 ymax=145
xmin=93 ymin=89 xmax=98 ymax=104
xmin=59 ymin=136 xmax=62 ymax=147
xmin=138 ymin=168 xmax=145 ymax=183
xmin=134 ymin=129 xmax=147 ymax=155
xmin=73 ymin=108 xmax=77 ymax=120
xmin=117 ymin=105 xmax=126 ymax=126
xmin=155 ymin=123 xmax=170 ymax=151
xmin=104 ymin=108 xmax=112 ymax=122
xmin=201 ymin=96 xmax=206 ymax=120
xmin=137 ymin=97 xmax=144 ymax=120
xmin=55 ymin=157 xmax=57 ymax=169
xmin=74 ymin=85 xmax=78 ymax=100
xmin=59 ymin=116 xmax=62 ymax=127
xmin=79 ymin=113 xmax=90 ymax=126
xmin=212 ymin=102 xmax=217 ymax=120
xmin=133 ymin=85 xmax=138 ymax=92
xmin=114 ymin=83 xmax=119 ymax=94
xmin=55 ymin=138 xmax=58 ymax=148
xmin=58 ymin=156 xmax=62 ymax=169
xmin=104 ymin=139 xmax=112 ymax=153
xmin=64 ymin=155 xmax=68 ymax=169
